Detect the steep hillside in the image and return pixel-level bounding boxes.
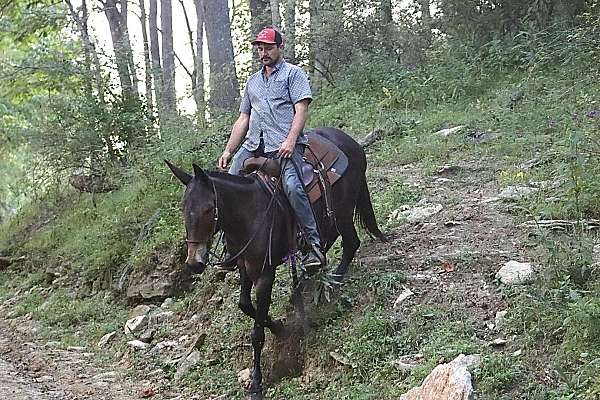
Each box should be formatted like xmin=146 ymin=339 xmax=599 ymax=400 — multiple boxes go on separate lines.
xmin=1 ymin=34 xmax=600 ymax=399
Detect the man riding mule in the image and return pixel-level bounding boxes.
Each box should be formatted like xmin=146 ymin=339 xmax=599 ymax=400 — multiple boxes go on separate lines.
xmin=166 ymin=125 xmax=385 ymax=398
xmin=165 ymin=27 xmax=387 ymax=400
xmin=218 ymin=27 xmax=325 ymax=270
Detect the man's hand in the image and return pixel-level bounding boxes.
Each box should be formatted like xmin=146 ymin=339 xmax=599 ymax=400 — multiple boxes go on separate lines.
xmin=278 ymin=138 xmax=295 ymax=158
xmin=218 ymin=150 xmax=232 ymax=170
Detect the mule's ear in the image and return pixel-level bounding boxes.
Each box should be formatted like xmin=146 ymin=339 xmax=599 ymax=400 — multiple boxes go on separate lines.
xmin=165 ymin=159 xmax=192 ymax=185
xmin=192 ymin=163 xmax=210 ymax=184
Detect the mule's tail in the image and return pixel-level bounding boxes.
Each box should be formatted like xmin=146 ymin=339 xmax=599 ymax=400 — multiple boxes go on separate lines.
xmin=355 ymin=178 xmax=387 ymax=242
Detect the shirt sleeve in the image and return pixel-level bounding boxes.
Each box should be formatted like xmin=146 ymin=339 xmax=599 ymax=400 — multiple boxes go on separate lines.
xmin=288 ymin=68 xmax=313 ymax=105
xmin=239 ymin=82 xmax=251 ymax=114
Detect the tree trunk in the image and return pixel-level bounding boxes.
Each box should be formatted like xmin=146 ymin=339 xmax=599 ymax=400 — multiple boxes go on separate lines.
xmin=65 ymin=0 xmax=118 ymax=160
xmin=381 ymin=0 xmax=392 ymax=24
xmin=161 ymin=0 xmax=177 ymax=116
xmin=417 ymin=0 xmax=432 ymax=42
xmin=193 ymin=0 xmax=206 ymax=125
xmin=148 ymin=0 xmax=163 ymax=119
xmin=204 ymin=0 xmax=240 ymax=116
xmin=249 ymin=0 xmax=271 ymax=33
xmin=138 ymin=0 xmax=154 ymax=117
xmin=283 ymin=0 xmax=296 ymax=62
xmin=119 ymin=0 xmax=140 ymax=99
xmin=64 ymin=0 xmax=105 ymax=103
xmin=308 ymin=0 xmax=320 ymax=84
xmin=270 ymin=0 xmax=281 ymax=29
xmin=103 ymin=0 xmax=139 ymax=101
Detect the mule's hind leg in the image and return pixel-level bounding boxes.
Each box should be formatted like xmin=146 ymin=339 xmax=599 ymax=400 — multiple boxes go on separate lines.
xmin=248 ymin=268 xmax=276 ymax=399
xmin=238 ymin=267 xmax=284 ymax=337
xmin=332 ymin=217 xmax=360 ymax=282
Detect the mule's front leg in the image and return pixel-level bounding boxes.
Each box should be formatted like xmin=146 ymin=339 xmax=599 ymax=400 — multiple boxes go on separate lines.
xmin=247 ymin=269 xmax=275 ymax=399
xmin=248 ymin=322 xmax=265 ymax=399
xmin=239 ymin=267 xmax=284 ymax=337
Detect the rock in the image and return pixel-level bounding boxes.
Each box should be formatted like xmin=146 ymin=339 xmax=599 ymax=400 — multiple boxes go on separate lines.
xmin=434 ymin=126 xmax=466 ymax=137
xmin=139 ymin=328 xmax=155 ymax=343
xmin=97 ymin=332 xmax=117 ymax=348
xmin=465 ymin=130 xmax=498 ymax=144
xmin=399 ymin=354 xmax=480 ymax=400
xmin=394 ymin=360 xmax=418 ymax=372
xmin=187 ymin=333 xmax=207 ymax=353
xmin=36 ymin=375 xmax=54 ymax=383
xmin=152 ymin=311 xmax=175 ymax=324
xmin=237 ymin=368 xmax=251 ymax=385
xmin=436 ymin=165 xmax=461 ymax=175
xmin=208 ymin=296 xmax=224 ymax=306
xmin=150 ymin=340 xmax=178 ymax=353
xmin=512 ymin=349 xmax=522 ymax=357
xmin=393 ymin=288 xmax=414 ymax=309
xmin=391 ymin=203 xmax=443 ymax=223
xmin=174 ymin=350 xmax=202 ymax=380
xmin=127 ymin=340 xmax=150 ymax=350
xmin=497 ymin=186 xmax=539 ymax=200
xmin=129 ymin=305 xmax=152 ymax=319
xmin=496 ymin=261 xmax=534 ymax=285
xmin=329 ymin=351 xmax=356 ymax=368
xmin=490 ymin=338 xmax=507 ymax=346
xmin=161 ymin=297 xmax=175 ymax=309
xmin=124 ymin=315 xmax=149 ymax=335
xmin=93 ymin=371 xmax=119 ymax=382
xmin=592 ymin=244 xmax=600 ymax=265
xmin=126 ymin=243 xmax=191 ymax=300
xmin=67 ymin=346 xmax=86 ymax=351
xmin=494 ymin=310 xmax=508 ymax=328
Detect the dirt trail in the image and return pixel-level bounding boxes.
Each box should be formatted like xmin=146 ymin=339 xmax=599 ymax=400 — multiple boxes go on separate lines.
xmin=0 ymin=319 xmax=150 ymax=400
xmin=361 ymin=159 xmax=532 ymax=332
xmin=0 ymin=332 xmax=74 ymax=400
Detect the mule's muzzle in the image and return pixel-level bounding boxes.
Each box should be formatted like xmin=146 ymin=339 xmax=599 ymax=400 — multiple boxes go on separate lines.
xmin=185 ymin=242 xmax=209 ymax=275
xmin=185 ymin=260 xmax=207 ymax=275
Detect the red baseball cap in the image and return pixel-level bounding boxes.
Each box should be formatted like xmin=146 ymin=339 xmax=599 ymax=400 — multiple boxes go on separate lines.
xmin=251 ymin=27 xmax=283 ymax=45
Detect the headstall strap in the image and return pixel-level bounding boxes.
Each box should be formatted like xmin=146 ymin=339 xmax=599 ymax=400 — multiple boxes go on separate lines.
xmin=185 ymin=177 xmax=219 ymax=245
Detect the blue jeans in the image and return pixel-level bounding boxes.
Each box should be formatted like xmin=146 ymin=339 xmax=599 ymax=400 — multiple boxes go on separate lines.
xmin=229 ymin=145 xmax=321 ymax=248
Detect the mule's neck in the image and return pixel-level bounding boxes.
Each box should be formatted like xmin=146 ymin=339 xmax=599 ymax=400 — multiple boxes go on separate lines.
xmin=209 ymin=173 xmax=262 ymax=235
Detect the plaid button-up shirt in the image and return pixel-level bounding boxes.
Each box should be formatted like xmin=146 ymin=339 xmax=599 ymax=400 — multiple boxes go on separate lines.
xmin=239 ymin=60 xmax=313 ymax=153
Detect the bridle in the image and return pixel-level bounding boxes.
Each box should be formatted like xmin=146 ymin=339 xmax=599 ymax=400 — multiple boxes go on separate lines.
xmin=184 ymin=173 xmax=283 ymax=268
xmin=185 ymin=179 xmax=219 ymax=247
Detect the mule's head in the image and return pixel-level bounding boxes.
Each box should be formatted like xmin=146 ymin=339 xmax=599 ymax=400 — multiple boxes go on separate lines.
xmin=165 ymin=160 xmax=217 ymax=275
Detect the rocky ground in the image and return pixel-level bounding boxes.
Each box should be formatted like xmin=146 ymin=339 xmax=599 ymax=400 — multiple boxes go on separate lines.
xmin=0 ymin=319 xmax=146 ymax=400
xmin=0 ymin=153 xmax=544 ymax=399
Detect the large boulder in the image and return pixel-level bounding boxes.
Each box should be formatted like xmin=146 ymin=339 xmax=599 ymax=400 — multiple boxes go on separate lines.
xmin=400 ymin=354 xmax=480 ymax=400
xmin=126 ymin=243 xmax=192 ymax=300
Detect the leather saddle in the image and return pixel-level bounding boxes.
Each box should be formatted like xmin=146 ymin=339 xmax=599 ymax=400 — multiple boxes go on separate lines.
xmin=241 ymin=132 xmax=349 ymax=204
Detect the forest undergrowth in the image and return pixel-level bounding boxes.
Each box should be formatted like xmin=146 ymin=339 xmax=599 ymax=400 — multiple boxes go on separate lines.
xmin=1 ymin=27 xmax=600 ymax=399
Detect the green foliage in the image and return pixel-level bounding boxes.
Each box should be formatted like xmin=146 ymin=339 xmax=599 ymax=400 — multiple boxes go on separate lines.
xmin=2 ymin=6 xmax=600 ymax=400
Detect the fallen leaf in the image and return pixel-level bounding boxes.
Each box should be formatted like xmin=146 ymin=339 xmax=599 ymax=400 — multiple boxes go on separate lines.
xmin=442 ymin=261 xmax=454 ymax=273
xmin=140 ymin=387 xmax=155 ymax=398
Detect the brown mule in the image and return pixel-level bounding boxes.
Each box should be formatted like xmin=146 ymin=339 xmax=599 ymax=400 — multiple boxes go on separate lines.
xmin=166 ymin=127 xmax=386 ymax=399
